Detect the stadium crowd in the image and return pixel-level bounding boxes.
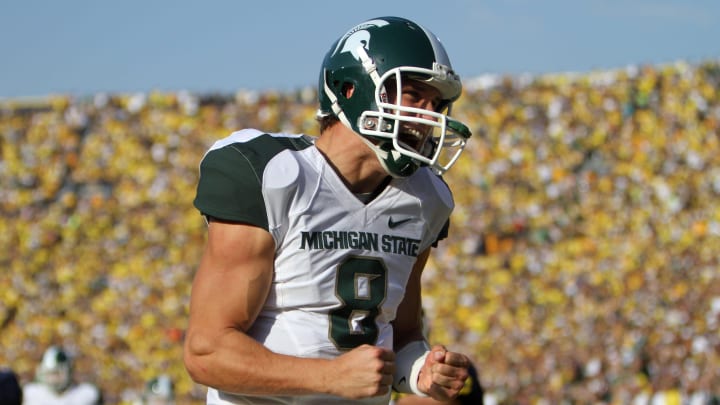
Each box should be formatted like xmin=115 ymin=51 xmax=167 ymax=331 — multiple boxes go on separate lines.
xmin=1 ymin=59 xmax=719 ymax=404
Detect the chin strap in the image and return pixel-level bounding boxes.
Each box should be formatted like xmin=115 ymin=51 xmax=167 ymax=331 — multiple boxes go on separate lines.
xmin=358 ymin=137 xmax=405 ymax=178
xmin=355 ymin=45 xmax=387 ymax=101
xmin=321 ymin=68 xmax=352 ymax=129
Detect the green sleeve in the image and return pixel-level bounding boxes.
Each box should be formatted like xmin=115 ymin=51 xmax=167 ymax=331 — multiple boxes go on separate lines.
xmin=193 ymin=145 xmax=269 ymax=230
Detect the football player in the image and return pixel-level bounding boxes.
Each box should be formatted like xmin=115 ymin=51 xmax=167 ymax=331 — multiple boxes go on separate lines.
xmin=0 ymin=368 xmax=22 ymax=405
xmin=185 ymin=16 xmax=473 ymax=404
xmin=141 ymin=375 xmax=175 ymax=405
xmin=23 ymin=345 xmax=102 ymax=405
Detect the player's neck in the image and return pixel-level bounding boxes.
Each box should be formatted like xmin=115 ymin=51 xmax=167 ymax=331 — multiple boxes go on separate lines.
xmin=316 ymin=126 xmax=390 ymax=194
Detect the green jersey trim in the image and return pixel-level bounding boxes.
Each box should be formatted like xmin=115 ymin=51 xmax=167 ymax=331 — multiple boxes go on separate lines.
xmin=194 ymin=132 xmax=314 ymax=230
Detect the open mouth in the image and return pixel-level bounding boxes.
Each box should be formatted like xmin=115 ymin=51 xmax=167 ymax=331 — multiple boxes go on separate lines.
xmin=397 ymin=125 xmax=430 ymax=152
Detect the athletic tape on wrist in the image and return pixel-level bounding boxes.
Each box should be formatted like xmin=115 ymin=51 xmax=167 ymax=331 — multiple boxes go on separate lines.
xmin=392 ymin=340 xmax=431 ymax=396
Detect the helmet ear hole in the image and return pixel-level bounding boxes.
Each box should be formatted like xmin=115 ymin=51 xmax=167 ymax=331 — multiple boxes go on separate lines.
xmin=341 ymin=82 xmax=355 ymax=99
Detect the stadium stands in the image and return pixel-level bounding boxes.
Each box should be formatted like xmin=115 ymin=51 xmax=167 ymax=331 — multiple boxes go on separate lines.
xmin=1 ymin=59 xmax=719 ymax=404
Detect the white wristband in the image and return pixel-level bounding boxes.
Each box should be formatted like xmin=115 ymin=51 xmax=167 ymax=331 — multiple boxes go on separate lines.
xmin=392 ymin=340 xmax=431 ymax=396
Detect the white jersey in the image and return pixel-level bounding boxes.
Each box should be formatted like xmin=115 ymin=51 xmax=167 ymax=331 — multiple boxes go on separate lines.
xmin=194 ymin=129 xmax=454 ymax=405
xmin=23 ymin=382 xmax=101 ymax=405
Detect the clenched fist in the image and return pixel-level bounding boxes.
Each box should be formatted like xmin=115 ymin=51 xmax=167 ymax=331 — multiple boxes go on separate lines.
xmin=329 ymin=344 xmax=396 ymax=399
xmin=416 ymin=345 xmax=470 ymax=401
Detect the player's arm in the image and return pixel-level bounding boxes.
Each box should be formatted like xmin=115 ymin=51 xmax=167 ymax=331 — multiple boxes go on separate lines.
xmin=392 ymin=247 xmax=470 ymax=401
xmin=393 ymin=248 xmax=431 ymax=348
xmin=183 ymin=219 xmax=394 ymax=398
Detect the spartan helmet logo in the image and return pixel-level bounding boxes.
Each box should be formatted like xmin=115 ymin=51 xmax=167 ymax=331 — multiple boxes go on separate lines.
xmin=332 ymin=19 xmax=390 ymax=61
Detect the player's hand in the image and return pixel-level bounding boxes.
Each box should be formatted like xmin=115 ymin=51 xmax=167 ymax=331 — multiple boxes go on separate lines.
xmin=329 ymin=344 xmax=395 ymax=399
xmin=416 ymin=345 xmax=470 ymax=401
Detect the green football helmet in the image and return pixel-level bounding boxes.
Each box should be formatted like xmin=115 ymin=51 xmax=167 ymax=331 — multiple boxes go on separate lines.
xmin=318 ymin=16 xmax=472 ymax=177
xmin=143 ymin=375 xmax=175 ymax=404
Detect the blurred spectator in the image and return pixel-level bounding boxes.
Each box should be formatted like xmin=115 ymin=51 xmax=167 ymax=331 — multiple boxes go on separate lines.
xmin=0 ymin=368 xmax=22 ymax=405
xmin=23 ymin=346 xmax=102 ymax=405
xmin=0 ymin=59 xmax=719 ymax=403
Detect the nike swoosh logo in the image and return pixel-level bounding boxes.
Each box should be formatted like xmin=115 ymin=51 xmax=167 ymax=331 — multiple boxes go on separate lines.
xmin=398 ymin=376 xmax=407 ymax=386
xmin=388 ymin=217 xmax=413 ymax=229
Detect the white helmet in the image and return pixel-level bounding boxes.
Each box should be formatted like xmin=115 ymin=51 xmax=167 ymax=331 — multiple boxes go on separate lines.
xmin=36 ymin=346 xmax=72 ymax=392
